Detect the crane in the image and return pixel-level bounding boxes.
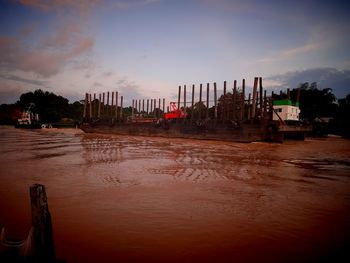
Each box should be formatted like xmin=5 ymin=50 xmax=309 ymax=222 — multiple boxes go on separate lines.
xmin=164 ymin=102 xmax=188 ymax=120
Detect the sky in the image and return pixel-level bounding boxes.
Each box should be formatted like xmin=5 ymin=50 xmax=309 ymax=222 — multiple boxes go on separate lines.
xmin=0 ymin=0 xmax=350 ymax=105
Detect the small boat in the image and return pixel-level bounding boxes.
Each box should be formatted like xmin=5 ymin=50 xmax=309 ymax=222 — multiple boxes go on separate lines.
xmin=15 ymin=103 xmax=42 ymax=129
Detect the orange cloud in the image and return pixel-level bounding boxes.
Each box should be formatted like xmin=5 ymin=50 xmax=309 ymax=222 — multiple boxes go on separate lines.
xmin=0 ymin=26 xmax=94 ymax=77
xmin=0 ymin=2 xmax=96 ymax=77
xmin=18 ymin=0 xmax=101 ymax=14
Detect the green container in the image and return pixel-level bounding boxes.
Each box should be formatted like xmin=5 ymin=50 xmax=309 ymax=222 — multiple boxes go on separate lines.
xmin=273 ymin=99 xmax=292 ymax=106
xmin=273 ymin=100 xmax=300 ymax=107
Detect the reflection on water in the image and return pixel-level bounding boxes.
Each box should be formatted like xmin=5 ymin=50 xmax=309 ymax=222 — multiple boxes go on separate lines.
xmin=0 ymin=126 xmax=350 ymax=263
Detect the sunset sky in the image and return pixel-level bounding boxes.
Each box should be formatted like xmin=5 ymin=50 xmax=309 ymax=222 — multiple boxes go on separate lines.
xmin=1 ymin=0 xmax=349 ymax=104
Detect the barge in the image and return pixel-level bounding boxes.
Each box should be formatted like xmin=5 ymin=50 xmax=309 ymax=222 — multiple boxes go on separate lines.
xmin=81 ymin=77 xmax=311 ymax=142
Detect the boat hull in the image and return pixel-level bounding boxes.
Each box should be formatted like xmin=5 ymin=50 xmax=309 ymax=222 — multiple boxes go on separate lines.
xmin=14 ymin=123 xmax=42 ymax=129
xmin=81 ymin=120 xmax=268 ymax=143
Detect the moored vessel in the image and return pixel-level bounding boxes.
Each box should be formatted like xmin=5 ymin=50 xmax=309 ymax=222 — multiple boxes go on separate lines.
xmin=80 ymin=77 xmax=311 ymax=142
xmin=15 ymin=103 xmax=42 ymax=129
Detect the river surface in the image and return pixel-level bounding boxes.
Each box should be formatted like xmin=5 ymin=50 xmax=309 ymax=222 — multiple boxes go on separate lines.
xmin=0 ymin=126 xmax=350 ymax=262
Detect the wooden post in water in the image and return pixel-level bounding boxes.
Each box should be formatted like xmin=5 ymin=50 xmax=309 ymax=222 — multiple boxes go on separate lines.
xmin=131 ymin=99 xmax=134 ymax=118
xmin=259 ymin=77 xmax=263 ymax=119
xmin=107 ymin=92 xmax=110 ymax=117
xmin=247 ymin=93 xmax=251 ymax=121
xmin=120 ymin=96 xmax=123 ymax=121
xmin=150 ymin=98 xmax=153 ymax=115
xmin=93 ymin=93 xmax=96 ymax=118
xmin=271 ymin=91 xmax=274 ymax=118
xmin=271 ymin=90 xmax=274 ymax=116
xmin=177 ymin=86 xmax=181 ymax=120
xmin=191 ymin=84 xmax=195 ymax=120
xmin=136 ymin=99 xmax=139 ymax=115
xmin=206 ymin=83 xmax=209 ymax=119
xmin=139 ymin=100 xmax=141 ymax=116
xmin=98 ymin=94 xmax=101 ymax=118
xmin=30 ymin=184 xmax=55 ymax=262
xmin=86 ymin=93 xmax=92 ymax=119
xmin=115 ymin=92 xmax=118 ymax=120
xmin=214 ymin=82 xmax=218 ymax=120
xmin=147 ymin=99 xmax=149 ymax=114
xmin=222 ymin=81 xmax=227 ymax=122
xmin=102 ymin=93 xmax=105 ymax=117
xmin=134 ymin=99 xmax=137 ymax=115
xmin=199 ymin=84 xmax=202 ymax=120
xmin=136 ymin=100 xmax=138 ymax=115
xmin=263 ymin=89 xmax=267 ymax=118
xmin=142 ymin=99 xmax=145 ymax=116
xmin=240 ymin=79 xmax=245 ymax=121
xmin=256 ymin=90 xmax=259 ymax=115
xmin=111 ymin=92 xmax=114 ymax=117
xmin=153 ymin=99 xmax=156 ymax=118
xmin=0 ymin=184 xmax=57 ymax=262
xmin=269 ymin=96 xmax=273 ymax=119
xmin=183 ymin=85 xmax=187 ymax=120
xmin=233 ymin=80 xmax=237 ymax=121
xmin=158 ymin=98 xmax=161 ymax=118
xmin=251 ymin=77 xmax=258 ymax=122
xmin=89 ymin=94 xmax=92 ymax=119
xmin=83 ymin=93 xmax=87 ymax=119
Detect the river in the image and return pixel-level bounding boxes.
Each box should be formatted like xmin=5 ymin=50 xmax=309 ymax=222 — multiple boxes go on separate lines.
xmin=0 ymin=126 xmax=349 ymax=262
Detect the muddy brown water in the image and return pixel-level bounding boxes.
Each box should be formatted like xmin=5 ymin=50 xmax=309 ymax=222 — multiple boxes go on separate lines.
xmin=0 ymin=126 xmax=350 ymax=262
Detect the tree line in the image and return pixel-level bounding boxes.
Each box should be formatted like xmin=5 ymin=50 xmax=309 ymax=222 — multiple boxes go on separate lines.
xmin=275 ymin=82 xmax=350 ymax=137
xmin=0 ymin=89 xmax=83 ymax=124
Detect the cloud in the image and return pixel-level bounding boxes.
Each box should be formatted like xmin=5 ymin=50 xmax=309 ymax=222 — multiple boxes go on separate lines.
xmin=0 ymin=82 xmax=30 ymax=104
xmin=112 ymin=0 xmax=160 ymax=9
xmin=0 ymin=73 xmax=47 ymax=86
xmin=0 ymin=32 xmax=94 ymax=77
xmin=81 ymin=74 xmax=146 ymax=105
xmin=93 ymin=82 xmax=103 ymax=87
xmin=19 ymin=23 xmax=37 ymax=36
xmin=114 ymin=77 xmax=145 ymax=104
xmin=19 ymin=0 xmax=160 ymax=12
xmin=254 ymin=42 xmax=320 ymax=64
xmin=18 ymin=0 xmax=101 ymax=15
xmin=267 ymin=68 xmax=350 ymax=99
xmin=102 ymin=71 xmax=114 ymax=77
xmin=0 ymin=2 xmax=96 ymax=78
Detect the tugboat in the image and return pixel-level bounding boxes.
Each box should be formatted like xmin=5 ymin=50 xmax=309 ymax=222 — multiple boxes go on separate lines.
xmin=15 ymin=103 xmax=42 ymax=129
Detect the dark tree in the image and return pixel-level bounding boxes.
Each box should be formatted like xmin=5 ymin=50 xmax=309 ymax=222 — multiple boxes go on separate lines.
xmin=335 ymin=94 xmax=350 ymax=137
xmin=68 ymin=101 xmax=84 ymax=121
xmin=288 ymin=83 xmax=337 ymax=120
xmin=18 ymin=89 xmax=70 ymax=123
xmin=0 ymin=104 xmax=22 ymax=124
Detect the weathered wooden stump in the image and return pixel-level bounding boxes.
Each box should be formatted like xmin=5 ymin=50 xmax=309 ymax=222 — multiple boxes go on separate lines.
xmin=30 ymin=184 xmax=55 ymax=262
xmin=0 ymin=184 xmax=56 ymax=262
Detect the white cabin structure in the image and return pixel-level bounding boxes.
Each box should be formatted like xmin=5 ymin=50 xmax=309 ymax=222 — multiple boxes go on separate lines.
xmin=272 ymin=100 xmax=300 ymax=121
